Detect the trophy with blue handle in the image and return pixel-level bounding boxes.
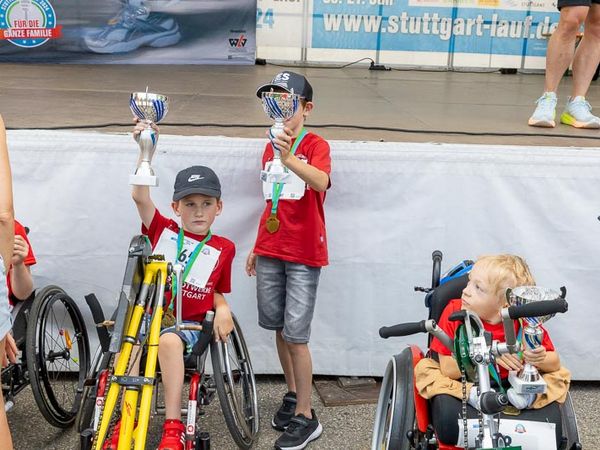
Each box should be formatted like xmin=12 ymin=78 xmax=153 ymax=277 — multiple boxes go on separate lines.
xmin=129 ymin=91 xmax=169 ymax=186
xmin=260 ymin=91 xmax=300 ymax=184
xmin=506 ymin=286 xmax=563 ymax=394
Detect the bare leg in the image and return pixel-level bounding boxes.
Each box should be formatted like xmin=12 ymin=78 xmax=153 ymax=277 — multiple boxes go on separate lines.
xmin=544 ymin=6 xmax=588 ymax=93
xmin=0 ymin=337 xmax=14 ymax=450
xmin=286 ymin=342 xmax=313 ymax=419
xmin=276 ymin=330 xmax=296 ymax=393
xmin=158 ymin=333 xmax=185 ymax=420
xmin=571 ymin=4 xmax=600 ymax=97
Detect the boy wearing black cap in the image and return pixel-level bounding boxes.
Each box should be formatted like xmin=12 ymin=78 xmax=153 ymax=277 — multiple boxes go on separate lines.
xmin=247 ymin=71 xmax=331 ymax=450
xmin=128 ymin=124 xmax=236 ymax=450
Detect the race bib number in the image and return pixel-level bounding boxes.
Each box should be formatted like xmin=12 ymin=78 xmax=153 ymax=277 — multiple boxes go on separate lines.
xmin=262 ymin=160 xmax=306 ymax=201
xmin=153 ymin=228 xmax=220 ymax=289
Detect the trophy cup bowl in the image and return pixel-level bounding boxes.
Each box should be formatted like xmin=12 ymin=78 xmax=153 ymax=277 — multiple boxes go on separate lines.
xmin=506 ymin=285 xmax=562 ymax=394
xmin=260 ymin=91 xmax=300 ymax=184
xmin=129 ymin=92 xmax=169 ymax=186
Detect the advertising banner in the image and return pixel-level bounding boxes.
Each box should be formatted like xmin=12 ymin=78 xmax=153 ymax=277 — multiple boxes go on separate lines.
xmin=0 ymin=0 xmax=257 ymax=64
xmin=256 ymin=0 xmax=560 ymax=69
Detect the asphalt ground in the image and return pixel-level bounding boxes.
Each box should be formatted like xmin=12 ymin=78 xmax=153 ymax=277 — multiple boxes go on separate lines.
xmin=5 ymin=376 xmax=599 ymax=450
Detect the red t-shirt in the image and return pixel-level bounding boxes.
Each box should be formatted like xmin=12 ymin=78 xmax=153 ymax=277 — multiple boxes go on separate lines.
xmin=253 ymin=132 xmax=331 ymax=267
xmin=143 ymin=209 xmax=235 ymax=323
xmin=430 ymin=299 xmax=555 ymax=379
xmin=7 ymin=220 xmax=36 ymax=301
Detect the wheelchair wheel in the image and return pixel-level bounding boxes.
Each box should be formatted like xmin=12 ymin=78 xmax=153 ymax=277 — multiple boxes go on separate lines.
xmin=76 ymin=347 xmax=113 ymax=433
xmin=26 ymin=285 xmax=91 ymax=428
xmin=210 ymin=314 xmax=259 ymax=449
xmin=371 ymin=348 xmax=415 ymax=450
xmin=561 ymin=392 xmax=581 ymax=448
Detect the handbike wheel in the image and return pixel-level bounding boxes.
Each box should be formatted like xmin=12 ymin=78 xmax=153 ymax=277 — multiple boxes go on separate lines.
xmin=371 ymin=348 xmax=415 ymax=450
xmin=26 ymin=285 xmax=91 ymax=428
xmin=211 ymin=314 xmax=259 ymax=449
xmin=76 ymin=348 xmax=113 ymax=433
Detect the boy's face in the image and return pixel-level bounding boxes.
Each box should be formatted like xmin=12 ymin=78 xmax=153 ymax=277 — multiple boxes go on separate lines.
xmin=171 ymin=193 xmax=222 ymax=235
xmin=461 ymin=262 xmax=504 ymax=323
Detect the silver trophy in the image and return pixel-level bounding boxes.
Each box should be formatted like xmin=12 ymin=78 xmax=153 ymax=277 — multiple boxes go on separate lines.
xmin=260 ymin=91 xmax=300 ymax=184
xmin=506 ymin=286 xmax=562 ymax=394
xmin=129 ymin=91 xmax=169 ymax=186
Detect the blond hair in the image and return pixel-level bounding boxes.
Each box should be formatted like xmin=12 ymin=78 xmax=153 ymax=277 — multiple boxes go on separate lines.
xmin=475 ymin=254 xmax=535 ymax=299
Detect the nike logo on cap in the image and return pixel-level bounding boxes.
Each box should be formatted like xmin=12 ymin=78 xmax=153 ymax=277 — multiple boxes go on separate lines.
xmin=188 ymin=175 xmax=204 ymax=182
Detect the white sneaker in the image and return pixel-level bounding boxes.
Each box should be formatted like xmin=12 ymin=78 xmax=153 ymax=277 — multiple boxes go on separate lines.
xmin=560 ymin=96 xmax=600 ymax=129
xmin=528 ymin=92 xmax=557 ymax=128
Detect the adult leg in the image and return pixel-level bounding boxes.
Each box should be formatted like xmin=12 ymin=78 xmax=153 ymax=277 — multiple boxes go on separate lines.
xmin=571 ymin=4 xmax=600 ymax=96
xmin=544 ymin=6 xmax=588 ymax=93
xmin=0 ymin=337 xmax=14 ymax=450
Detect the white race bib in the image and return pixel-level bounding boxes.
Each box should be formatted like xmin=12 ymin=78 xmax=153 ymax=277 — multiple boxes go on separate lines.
xmin=262 ymin=160 xmax=306 ymax=201
xmin=153 ymin=228 xmax=220 ymax=290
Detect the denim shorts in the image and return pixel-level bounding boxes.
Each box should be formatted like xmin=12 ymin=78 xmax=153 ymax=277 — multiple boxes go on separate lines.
xmin=139 ymin=315 xmax=202 ymax=356
xmin=0 ymin=256 xmax=12 ymax=340
xmin=256 ymin=256 xmax=321 ymax=344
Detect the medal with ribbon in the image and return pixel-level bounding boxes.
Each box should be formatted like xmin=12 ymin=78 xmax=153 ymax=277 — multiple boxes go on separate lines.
xmin=265 ymin=128 xmax=308 ymax=233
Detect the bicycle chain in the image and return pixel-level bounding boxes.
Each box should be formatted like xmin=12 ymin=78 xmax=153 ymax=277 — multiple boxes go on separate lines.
xmin=461 ymin=368 xmax=469 ymax=449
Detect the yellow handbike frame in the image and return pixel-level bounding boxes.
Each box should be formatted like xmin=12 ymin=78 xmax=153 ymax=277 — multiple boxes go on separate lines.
xmin=94 ymin=257 xmax=167 ymax=450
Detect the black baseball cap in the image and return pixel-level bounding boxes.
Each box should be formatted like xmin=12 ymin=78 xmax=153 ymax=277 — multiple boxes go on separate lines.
xmin=173 ymin=166 xmax=221 ymax=201
xmin=256 ymin=71 xmax=313 ymax=101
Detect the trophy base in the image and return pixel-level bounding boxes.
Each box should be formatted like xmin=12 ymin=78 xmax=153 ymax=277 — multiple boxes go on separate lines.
xmin=129 ymin=173 xmax=159 ymax=187
xmin=508 ymin=370 xmax=547 ymax=394
xmin=260 ymin=170 xmax=290 ymax=184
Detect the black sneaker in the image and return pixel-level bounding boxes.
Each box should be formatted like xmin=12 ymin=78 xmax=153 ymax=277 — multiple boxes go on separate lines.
xmin=274 ymin=409 xmax=323 ymax=450
xmin=272 ymin=391 xmax=297 ymax=431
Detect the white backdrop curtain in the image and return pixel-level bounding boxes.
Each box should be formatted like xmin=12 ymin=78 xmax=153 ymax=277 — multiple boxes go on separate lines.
xmin=8 ymin=130 xmax=600 ymax=379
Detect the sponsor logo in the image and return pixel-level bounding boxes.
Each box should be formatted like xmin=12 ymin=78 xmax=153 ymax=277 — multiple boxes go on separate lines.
xmin=0 ymin=0 xmax=62 ymax=48
xmin=229 ymin=34 xmax=247 ymax=48
xmin=188 ymin=175 xmax=204 ymax=182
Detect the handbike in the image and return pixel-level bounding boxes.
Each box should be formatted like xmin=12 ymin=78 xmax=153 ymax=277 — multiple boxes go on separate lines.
xmin=78 ymin=235 xmax=259 ymax=449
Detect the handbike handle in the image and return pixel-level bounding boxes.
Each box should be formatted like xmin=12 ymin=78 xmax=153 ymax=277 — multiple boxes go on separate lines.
xmin=506 ymin=299 xmax=568 ymax=320
xmin=379 ymin=320 xmax=427 ymax=338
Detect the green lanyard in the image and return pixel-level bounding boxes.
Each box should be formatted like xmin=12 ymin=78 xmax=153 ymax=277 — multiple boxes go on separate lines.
xmin=170 ymin=228 xmax=212 ymax=309
xmin=488 ymin=319 xmax=524 ymax=393
xmin=270 ymin=128 xmax=308 ymax=216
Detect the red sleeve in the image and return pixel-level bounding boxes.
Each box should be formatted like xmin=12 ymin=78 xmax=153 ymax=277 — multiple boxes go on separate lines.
xmin=215 ymin=242 xmax=235 ymax=294
xmin=14 ymin=221 xmax=36 ymax=266
xmin=307 ymin=137 xmax=331 ymax=176
xmin=539 ymin=325 xmax=555 ymax=352
xmin=141 ymin=209 xmax=173 ymax=248
xmin=430 ymin=299 xmax=462 ymax=356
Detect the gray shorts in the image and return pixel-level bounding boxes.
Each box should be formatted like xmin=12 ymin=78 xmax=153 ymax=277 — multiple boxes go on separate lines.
xmin=256 ymin=256 xmax=321 ymax=344
xmin=0 ymin=256 xmax=12 ymax=341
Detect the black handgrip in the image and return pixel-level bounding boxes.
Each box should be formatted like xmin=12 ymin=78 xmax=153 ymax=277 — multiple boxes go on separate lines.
xmin=507 ymin=299 xmax=568 ymax=320
xmin=431 ymin=250 xmax=443 ymax=288
xmin=379 ymin=320 xmax=427 ymax=339
xmin=85 ymin=293 xmax=110 ymax=353
xmin=449 ymin=310 xmax=467 ymax=322
xmin=480 ymin=391 xmax=509 ymax=415
xmin=191 ymin=313 xmax=215 ymax=356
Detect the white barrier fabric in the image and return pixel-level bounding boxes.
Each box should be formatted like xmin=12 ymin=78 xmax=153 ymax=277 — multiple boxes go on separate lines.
xmin=7 ymin=130 xmax=600 ymax=379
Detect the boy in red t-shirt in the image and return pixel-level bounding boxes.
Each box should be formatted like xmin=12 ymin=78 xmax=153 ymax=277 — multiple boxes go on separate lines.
xmin=121 ymin=124 xmax=236 ymax=450
xmin=426 ymin=254 xmax=564 ymax=445
xmin=246 ymin=72 xmax=331 ymax=450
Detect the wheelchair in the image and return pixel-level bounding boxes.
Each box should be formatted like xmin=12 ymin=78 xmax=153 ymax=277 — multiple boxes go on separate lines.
xmin=2 ymin=285 xmax=91 ymax=428
xmin=78 ymin=235 xmax=260 ymax=450
xmin=371 ymin=251 xmax=582 ymax=450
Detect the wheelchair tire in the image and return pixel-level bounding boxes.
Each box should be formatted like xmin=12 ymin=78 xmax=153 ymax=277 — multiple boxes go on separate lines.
xmin=371 ymin=348 xmax=415 ymax=450
xmin=210 ymin=314 xmax=259 ymax=449
xmin=561 ymin=392 xmax=581 ymax=448
xmin=26 ymin=285 xmax=91 ymax=428
xmin=76 ymin=348 xmax=113 ymax=433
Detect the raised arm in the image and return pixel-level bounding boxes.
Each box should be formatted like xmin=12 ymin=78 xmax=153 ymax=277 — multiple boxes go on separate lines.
xmin=0 ymin=115 xmax=14 ymax=272
xmin=131 ymin=120 xmax=157 ymax=228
